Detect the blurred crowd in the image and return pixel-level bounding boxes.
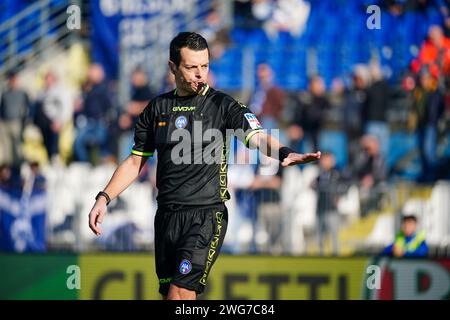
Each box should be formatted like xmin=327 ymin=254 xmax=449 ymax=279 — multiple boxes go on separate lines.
xmin=250 ymin=40 xmax=450 ymax=184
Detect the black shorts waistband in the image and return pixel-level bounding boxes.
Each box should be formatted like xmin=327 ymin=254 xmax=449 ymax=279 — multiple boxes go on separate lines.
xmin=157 ymin=202 xmax=225 ymax=214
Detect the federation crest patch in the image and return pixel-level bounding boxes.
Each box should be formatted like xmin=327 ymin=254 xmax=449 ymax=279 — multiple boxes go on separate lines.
xmin=179 ymin=259 xmax=192 ymax=274
xmin=175 ymin=115 xmax=188 ymax=129
xmin=244 ymin=113 xmax=262 ymax=130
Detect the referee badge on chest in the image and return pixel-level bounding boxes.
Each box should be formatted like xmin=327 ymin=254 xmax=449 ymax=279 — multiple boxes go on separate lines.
xmin=179 ymin=259 xmax=192 ymax=274
xmin=175 ymin=115 xmax=188 ymax=129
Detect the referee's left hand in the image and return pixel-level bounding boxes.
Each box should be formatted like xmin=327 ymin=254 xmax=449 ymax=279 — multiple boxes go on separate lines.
xmin=281 ymin=151 xmax=321 ymax=167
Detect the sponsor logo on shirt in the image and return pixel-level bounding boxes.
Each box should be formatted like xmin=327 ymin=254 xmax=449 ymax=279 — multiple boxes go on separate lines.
xmin=173 ymin=106 xmax=196 ymax=112
xmin=244 ymin=113 xmax=262 ymax=130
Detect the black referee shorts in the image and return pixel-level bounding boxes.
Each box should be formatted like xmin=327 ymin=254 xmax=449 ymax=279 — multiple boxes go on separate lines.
xmin=154 ymin=204 xmax=228 ymax=296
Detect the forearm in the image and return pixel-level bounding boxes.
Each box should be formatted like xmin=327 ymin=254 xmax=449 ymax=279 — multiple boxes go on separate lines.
xmin=248 ymin=132 xmax=287 ymax=161
xmin=102 ymin=155 xmax=147 ymax=200
xmin=248 ymin=131 xmax=320 ymax=166
xmin=249 ymin=132 xmax=283 ymax=160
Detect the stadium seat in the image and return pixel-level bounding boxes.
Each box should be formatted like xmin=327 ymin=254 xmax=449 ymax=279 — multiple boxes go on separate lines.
xmin=388 ymin=131 xmax=421 ymax=180
xmin=318 ymin=130 xmax=348 ymax=169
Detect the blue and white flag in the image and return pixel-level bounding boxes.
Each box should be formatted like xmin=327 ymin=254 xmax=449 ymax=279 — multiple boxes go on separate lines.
xmin=0 ymin=186 xmax=47 ymax=252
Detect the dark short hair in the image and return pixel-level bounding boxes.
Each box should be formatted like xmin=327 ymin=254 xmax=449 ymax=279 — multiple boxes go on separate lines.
xmin=169 ymin=32 xmax=209 ymax=67
xmin=402 ymin=215 xmax=417 ymax=223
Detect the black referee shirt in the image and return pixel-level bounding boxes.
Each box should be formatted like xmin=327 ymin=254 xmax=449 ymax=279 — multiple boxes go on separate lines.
xmin=131 ymin=84 xmax=264 ymax=209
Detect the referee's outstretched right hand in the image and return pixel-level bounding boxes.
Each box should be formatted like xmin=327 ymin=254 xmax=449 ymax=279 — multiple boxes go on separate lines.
xmin=281 ymin=151 xmax=321 ymax=167
xmin=88 ymin=198 xmax=107 ymax=236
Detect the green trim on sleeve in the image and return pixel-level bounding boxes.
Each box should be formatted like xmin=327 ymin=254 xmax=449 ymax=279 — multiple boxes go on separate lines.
xmin=244 ymin=129 xmax=264 ymax=147
xmin=131 ymin=149 xmax=154 ymax=157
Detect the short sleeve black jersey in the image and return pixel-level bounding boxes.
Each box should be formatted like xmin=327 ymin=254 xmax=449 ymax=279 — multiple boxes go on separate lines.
xmin=131 ymin=84 xmax=264 ymax=209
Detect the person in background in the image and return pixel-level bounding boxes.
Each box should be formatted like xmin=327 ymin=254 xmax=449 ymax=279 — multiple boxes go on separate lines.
xmin=120 ymin=67 xmax=155 ymax=131
xmin=74 ymin=64 xmax=112 ymax=164
xmin=411 ymin=25 xmax=450 ymax=90
xmin=352 ymin=135 xmax=387 ymax=217
xmin=382 ymin=215 xmax=429 ymax=257
xmin=343 ymin=65 xmax=370 ymax=162
xmin=0 ymin=70 xmax=30 ymax=166
xmin=34 ymin=71 xmax=74 ymax=162
xmin=413 ymin=70 xmax=445 ymax=182
xmin=249 ymin=63 xmax=286 ymax=125
xmin=311 ymin=152 xmax=341 ymax=256
xmin=118 ymin=67 xmax=155 ymax=162
xmin=288 ymin=75 xmax=329 ymax=152
xmin=363 ymin=63 xmax=391 ymax=158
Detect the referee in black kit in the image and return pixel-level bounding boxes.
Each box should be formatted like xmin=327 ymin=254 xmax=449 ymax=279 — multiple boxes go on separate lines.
xmin=88 ymin=32 xmax=321 ymax=300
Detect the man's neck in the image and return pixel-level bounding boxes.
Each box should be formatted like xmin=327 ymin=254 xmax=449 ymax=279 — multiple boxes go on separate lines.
xmin=175 ymin=84 xmax=209 ymax=97
xmin=175 ymin=88 xmax=194 ymax=97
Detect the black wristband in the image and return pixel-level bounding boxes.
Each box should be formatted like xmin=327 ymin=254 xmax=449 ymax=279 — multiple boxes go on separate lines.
xmin=96 ymin=191 xmax=111 ymax=206
xmin=279 ymin=146 xmax=295 ymax=162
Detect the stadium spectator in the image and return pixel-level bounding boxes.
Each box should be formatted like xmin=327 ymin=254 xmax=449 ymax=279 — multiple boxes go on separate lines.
xmin=311 ymin=152 xmax=341 ymax=256
xmin=0 ymin=70 xmax=30 ymax=166
xmin=399 ymin=72 xmax=418 ymax=132
xmin=352 ymin=135 xmax=387 ymax=217
xmin=249 ymin=63 xmax=286 ymax=125
xmin=411 ymin=25 xmax=450 ymax=89
xmin=34 ymin=71 xmax=74 ymax=161
xmin=382 ymin=215 xmax=429 ymax=257
xmin=326 ymin=77 xmax=347 ymax=130
xmin=413 ymin=70 xmax=445 ymax=181
xmin=74 ymin=64 xmax=113 ymax=164
xmin=288 ymin=75 xmax=329 ymax=152
xmin=363 ymin=63 xmax=392 ymax=158
xmin=344 ymin=65 xmax=370 ymax=164
xmin=118 ymin=67 xmax=155 ymax=161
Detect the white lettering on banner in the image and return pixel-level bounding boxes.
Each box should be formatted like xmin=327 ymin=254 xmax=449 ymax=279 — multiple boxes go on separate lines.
xmin=390 ymin=260 xmax=450 ymax=299
xmin=100 ymin=0 xmax=197 ymax=17
xmin=119 ymin=17 xmax=176 ymax=47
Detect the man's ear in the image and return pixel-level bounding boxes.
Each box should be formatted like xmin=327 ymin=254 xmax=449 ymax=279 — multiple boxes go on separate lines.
xmin=168 ymin=61 xmax=177 ymax=75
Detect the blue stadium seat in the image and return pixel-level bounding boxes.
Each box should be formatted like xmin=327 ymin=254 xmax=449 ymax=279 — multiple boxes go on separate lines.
xmin=388 ymin=131 xmax=421 ymax=180
xmin=318 ymin=130 xmax=348 ymax=169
